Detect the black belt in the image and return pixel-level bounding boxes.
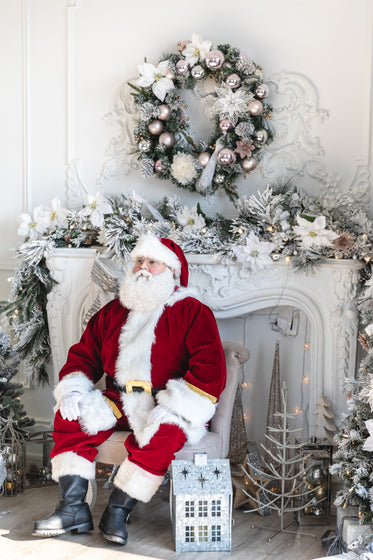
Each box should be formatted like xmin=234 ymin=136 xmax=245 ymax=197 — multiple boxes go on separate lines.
xmin=112 ymin=378 xmax=161 ymax=397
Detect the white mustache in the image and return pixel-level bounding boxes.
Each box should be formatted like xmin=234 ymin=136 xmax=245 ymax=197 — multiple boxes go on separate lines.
xmin=134 ymin=270 xmax=152 ymax=281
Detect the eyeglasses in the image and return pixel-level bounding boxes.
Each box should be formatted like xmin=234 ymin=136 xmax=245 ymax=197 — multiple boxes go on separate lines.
xmin=133 ymin=257 xmax=166 ymax=270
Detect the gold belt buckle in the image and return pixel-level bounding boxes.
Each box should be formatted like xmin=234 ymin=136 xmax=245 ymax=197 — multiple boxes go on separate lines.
xmin=126 ymin=380 xmax=152 ymax=395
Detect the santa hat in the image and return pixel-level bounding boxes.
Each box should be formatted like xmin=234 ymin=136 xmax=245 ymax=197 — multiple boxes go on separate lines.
xmin=130 ymin=235 xmax=189 ymax=287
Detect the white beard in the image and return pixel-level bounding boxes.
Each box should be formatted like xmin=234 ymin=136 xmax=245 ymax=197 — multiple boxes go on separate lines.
xmin=119 ymin=266 xmax=176 ymax=311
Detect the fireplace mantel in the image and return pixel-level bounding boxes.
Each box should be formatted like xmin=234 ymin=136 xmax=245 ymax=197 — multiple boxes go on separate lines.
xmin=46 ymin=248 xmax=364 ymax=421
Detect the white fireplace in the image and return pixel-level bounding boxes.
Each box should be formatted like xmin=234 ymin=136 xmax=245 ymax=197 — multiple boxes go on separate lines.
xmin=46 ymin=248 xmax=363 ymax=442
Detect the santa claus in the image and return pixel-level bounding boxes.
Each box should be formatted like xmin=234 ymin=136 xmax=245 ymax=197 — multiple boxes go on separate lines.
xmin=33 ymin=235 xmax=226 ymax=545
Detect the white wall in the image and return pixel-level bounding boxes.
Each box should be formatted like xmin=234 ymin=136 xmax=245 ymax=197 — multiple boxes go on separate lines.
xmin=1 ymin=0 xmax=372 ymax=425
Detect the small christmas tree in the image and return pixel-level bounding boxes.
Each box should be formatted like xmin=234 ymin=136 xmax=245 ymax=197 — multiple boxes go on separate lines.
xmin=313 ymin=396 xmax=337 ymax=443
xmin=0 ymin=328 xmax=34 ymax=430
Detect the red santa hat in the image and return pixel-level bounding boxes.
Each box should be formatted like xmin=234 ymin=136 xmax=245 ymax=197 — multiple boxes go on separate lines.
xmin=130 ymin=235 xmax=189 ymax=287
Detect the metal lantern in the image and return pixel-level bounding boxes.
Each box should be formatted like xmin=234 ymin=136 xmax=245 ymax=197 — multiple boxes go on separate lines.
xmin=0 ymin=415 xmax=26 ymax=496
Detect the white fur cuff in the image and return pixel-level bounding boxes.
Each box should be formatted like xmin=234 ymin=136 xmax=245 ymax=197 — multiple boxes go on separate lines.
xmin=157 ymin=378 xmax=216 ymax=427
xmin=54 ymin=372 xmax=94 ymax=411
xmin=114 ymin=458 xmax=164 ymax=503
xmin=79 ymin=390 xmax=117 ymax=435
xmin=51 ymin=451 xmax=96 ymax=482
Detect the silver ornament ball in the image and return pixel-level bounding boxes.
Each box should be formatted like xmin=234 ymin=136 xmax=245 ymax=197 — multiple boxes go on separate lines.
xmin=164 ymin=68 xmax=175 ymax=80
xmin=255 ymin=129 xmax=268 ymax=144
xmin=191 ymin=65 xmax=205 ymax=80
xmin=255 ymin=83 xmax=270 ymax=99
xmin=154 ymin=160 xmax=165 ymax=173
xmin=205 ymin=50 xmax=225 ymax=70
xmin=214 ymin=173 xmax=225 ymax=184
xmin=241 ymin=156 xmax=257 ymax=172
xmin=176 ymin=59 xmax=189 ymax=76
xmin=158 ymin=104 xmax=172 ymax=120
xmin=198 ymin=152 xmax=211 ymax=167
xmin=226 ymin=73 xmax=241 ymax=89
xmin=248 ymin=99 xmax=263 ymax=116
xmin=219 ymin=118 xmax=234 ymax=133
xmin=148 ymin=119 xmax=164 ymax=135
xmin=138 ymin=139 xmax=152 ymax=153
xmin=238 ymin=50 xmax=247 ymax=63
xmin=159 ymin=132 xmax=175 ymax=148
xmin=217 ymin=148 xmax=236 ymax=166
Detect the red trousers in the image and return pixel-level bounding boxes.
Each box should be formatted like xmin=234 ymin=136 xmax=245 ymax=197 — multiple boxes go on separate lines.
xmin=51 ymin=411 xmax=187 ymax=476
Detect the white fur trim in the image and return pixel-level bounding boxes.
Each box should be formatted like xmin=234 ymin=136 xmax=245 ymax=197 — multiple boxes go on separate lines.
xmin=157 ymin=378 xmax=216 ymax=427
xmin=131 ymin=235 xmax=181 ymax=275
xmin=138 ymin=407 xmax=205 ymax=448
xmin=51 ymin=451 xmax=96 ymax=482
xmin=114 ymin=458 xmax=164 ymax=503
xmin=165 ymin=286 xmax=200 ymax=307
xmin=78 ymin=390 xmax=117 ymax=435
xmin=120 ymin=391 xmax=155 ymax=443
xmin=115 ymin=307 xmax=164 ymax=386
xmin=54 ymin=373 xmax=94 ymax=411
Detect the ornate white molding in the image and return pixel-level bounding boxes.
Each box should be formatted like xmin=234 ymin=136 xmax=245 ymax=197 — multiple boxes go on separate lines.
xmin=21 ymin=0 xmax=31 ymax=212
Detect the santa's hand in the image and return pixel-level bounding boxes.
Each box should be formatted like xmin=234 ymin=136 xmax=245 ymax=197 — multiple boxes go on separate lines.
xmin=60 ymin=391 xmax=83 ymax=421
xmin=147 ymin=404 xmax=173 ymax=426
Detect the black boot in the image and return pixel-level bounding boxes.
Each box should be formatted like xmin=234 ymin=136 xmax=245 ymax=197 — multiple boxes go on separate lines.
xmin=99 ymin=487 xmax=138 ymax=545
xmin=33 ymin=475 xmax=93 ymax=537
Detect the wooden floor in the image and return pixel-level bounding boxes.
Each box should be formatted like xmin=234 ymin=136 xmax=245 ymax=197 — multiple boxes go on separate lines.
xmin=0 ymin=480 xmax=333 ymax=560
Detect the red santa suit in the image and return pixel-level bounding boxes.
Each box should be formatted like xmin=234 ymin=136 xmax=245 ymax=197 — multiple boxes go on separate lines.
xmin=50 ymin=236 xmax=226 ymax=503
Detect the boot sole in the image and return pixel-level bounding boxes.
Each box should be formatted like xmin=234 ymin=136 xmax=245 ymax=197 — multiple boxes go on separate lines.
xmin=100 ymin=531 xmax=128 ymax=545
xmin=33 ymin=521 xmax=94 ymax=537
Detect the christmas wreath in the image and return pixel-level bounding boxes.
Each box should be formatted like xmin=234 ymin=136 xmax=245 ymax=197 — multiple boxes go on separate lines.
xmin=130 ymin=33 xmax=273 ymax=200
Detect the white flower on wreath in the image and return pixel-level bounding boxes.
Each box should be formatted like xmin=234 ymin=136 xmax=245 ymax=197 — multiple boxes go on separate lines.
xmin=17 ymin=206 xmax=50 ymax=240
xmin=170 ymin=153 xmax=198 ymax=185
xmin=212 ymin=84 xmax=253 ymax=123
xmin=176 ymin=204 xmax=206 ymax=231
xmin=137 ymin=60 xmax=174 ymax=102
xmin=49 ymin=197 xmax=69 ymax=228
xmin=182 ymin=33 xmax=212 ymax=66
xmin=79 ymin=192 xmax=113 ymax=228
xmin=232 ymin=231 xmax=275 ymax=273
xmin=293 ymin=215 xmax=338 ymax=249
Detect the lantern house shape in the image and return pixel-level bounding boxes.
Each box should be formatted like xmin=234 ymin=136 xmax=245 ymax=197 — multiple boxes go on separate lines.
xmin=170 ymin=452 xmax=232 ymax=552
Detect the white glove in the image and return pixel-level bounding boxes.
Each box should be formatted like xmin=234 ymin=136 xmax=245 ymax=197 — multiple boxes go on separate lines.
xmin=147 ymin=404 xmax=174 ymax=426
xmin=60 ymin=391 xmax=83 ymax=421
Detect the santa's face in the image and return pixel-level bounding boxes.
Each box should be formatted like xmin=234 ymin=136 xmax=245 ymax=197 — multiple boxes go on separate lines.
xmin=119 ymin=260 xmax=176 ymax=311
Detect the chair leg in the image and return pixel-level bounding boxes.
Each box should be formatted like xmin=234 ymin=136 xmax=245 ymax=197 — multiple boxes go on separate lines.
xmin=103 ymin=464 xmax=120 ymax=490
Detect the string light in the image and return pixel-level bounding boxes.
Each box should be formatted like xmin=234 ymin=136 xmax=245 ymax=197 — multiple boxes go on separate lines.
xmin=304 ymin=342 xmax=310 ymax=350
xmin=303 ymin=376 xmax=310 ymax=385
xmin=294 ymin=407 xmax=302 ymax=415
xmin=285 ymin=256 xmax=291 ymax=262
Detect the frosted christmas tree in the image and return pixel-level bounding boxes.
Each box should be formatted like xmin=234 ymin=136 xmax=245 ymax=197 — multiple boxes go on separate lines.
xmin=313 ymin=396 xmax=337 ymax=443
xmin=330 ymin=277 xmax=373 ymax=524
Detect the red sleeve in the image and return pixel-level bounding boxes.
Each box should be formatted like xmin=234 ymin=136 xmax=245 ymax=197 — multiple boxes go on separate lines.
xmin=182 ymin=299 xmax=226 ymax=402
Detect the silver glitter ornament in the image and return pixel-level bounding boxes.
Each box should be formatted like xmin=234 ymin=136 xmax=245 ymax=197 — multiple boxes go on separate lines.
xmin=159 ymin=132 xmax=175 ymax=148
xmin=191 ymin=65 xmax=205 ymax=80
xmin=205 ymin=50 xmax=225 ymax=70
xmin=155 ymin=160 xmax=165 ymax=173
xmin=148 ymin=119 xmax=164 ymax=135
xmin=139 ymin=139 xmax=152 ymax=153
xmin=214 ymin=173 xmax=225 ymax=184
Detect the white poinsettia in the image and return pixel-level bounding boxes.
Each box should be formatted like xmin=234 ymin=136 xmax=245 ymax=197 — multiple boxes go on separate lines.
xmin=176 ymin=204 xmax=206 ymax=231
xmin=182 ymin=33 xmax=212 ymax=66
xmin=293 ymin=215 xmax=338 ymax=249
xmin=170 ymin=153 xmax=197 ymax=185
xmin=212 ymin=84 xmax=253 ymax=123
xmin=49 ymin=197 xmax=69 ymax=228
xmin=137 ymin=60 xmax=174 ymax=102
xmin=232 ymin=231 xmax=275 ymax=273
xmin=79 ymin=192 xmax=113 ymax=228
xmin=17 ymin=206 xmax=50 ymax=240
